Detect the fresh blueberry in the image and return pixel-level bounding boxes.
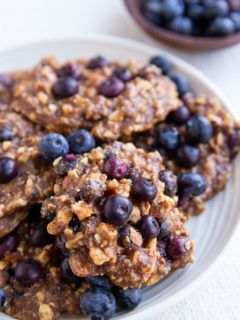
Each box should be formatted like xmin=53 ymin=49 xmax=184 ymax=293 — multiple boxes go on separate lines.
xmin=0 ymin=157 xmax=19 ymax=183
xmin=14 ymin=259 xmax=44 ymax=286
xmin=168 ymin=105 xmax=191 ymax=125
xmin=170 ymin=74 xmax=191 ymax=97
xmin=67 ymin=129 xmax=96 ymax=154
xmin=87 ymin=276 xmax=113 ymax=290
xmin=0 ymin=126 xmax=13 ymax=142
xmin=103 ymin=195 xmax=133 ymax=226
xmin=87 ymin=56 xmax=109 ymax=69
xmin=80 ymin=287 xmax=116 ymax=320
xmin=149 ymin=55 xmax=173 ymax=75
xmin=113 ymin=68 xmax=133 ymax=82
xmin=104 ymin=156 xmax=128 ymax=180
xmin=157 ymin=126 xmax=180 ymax=150
xmin=208 ymin=17 xmax=235 ymax=36
xmin=0 ymin=232 xmax=19 ymax=259
xmin=166 ymin=237 xmax=187 ymax=260
xmin=69 ymin=215 xmax=83 ymax=233
xmin=203 ymin=0 xmax=229 ymax=19
xmin=98 ymin=77 xmax=125 ymax=98
xmin=139 ymin=216 xmax=160 ymax=239
xmin=132 ymin=178 xmax=158 ymax=201
xmin=178 ymin=172 xmax=207 ymax=197
xmin=60 ymin=258 xmax=81 ymax=284
xmin=158 ymin=221 xmax=171 ymax=240
xmin=0 ymin=288 xmax=5 ymax=310
xmin=39 ymin=133 xmax=69 ymax=161
xmin=29 ymin=221 xmax=54 ymax=247
xmin=159 ymin=170 xmax=177 ymax=197
xmin=177 ymin=145 xmax=201 ymax=168
xmin=114 ymin=287 xmax=142 ymax=310
xmin=168 ymin=16 xmax=193 ymax=35
xmin=186 ymin=115 xmax=213 ymax=144
xmin=52 ymin=77 xmax=79 ymax=99
xmin=160 ymin=0 xmax=185 ymax=19
xmin=231 ymin=12 xmax=240 ymax=30
xmin=187 ymin=4 xmax=204 ymax=20
xmin=142 ymin=0 xmax=163 ymax=25
xmin=57 ymin=63 xmax=80 ymax=79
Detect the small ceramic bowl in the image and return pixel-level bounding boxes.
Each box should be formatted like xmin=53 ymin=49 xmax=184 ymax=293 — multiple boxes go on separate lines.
xmin=124 ymin=0 xmax=240 ymax=51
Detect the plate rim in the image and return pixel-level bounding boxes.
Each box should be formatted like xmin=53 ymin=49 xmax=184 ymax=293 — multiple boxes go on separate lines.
xmin=0 ymin=35 xmax=239 ymax=319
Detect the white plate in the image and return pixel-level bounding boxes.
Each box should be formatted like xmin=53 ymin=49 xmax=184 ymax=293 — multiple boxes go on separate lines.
xmin=0 ymin=36 xmax=240 ymax=320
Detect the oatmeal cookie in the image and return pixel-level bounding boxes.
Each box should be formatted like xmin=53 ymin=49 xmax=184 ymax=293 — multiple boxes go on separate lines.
xmin=127 ymin=94 xmax=240 ymax=216
xmin=0 ymin=111 xmax=56 ymax=218
xmin=12 ymin=56 xmax=180 ymax=140
xmin=42 ymin=142 xmax=194 ymax=289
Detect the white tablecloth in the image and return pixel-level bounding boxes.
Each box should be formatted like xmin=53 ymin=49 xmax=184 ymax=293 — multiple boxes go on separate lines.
xmin=0 ymin=1 xmax=240 ymax=319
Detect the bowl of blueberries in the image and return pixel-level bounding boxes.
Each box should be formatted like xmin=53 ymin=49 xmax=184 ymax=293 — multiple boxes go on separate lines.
xmin=124 ymin=0 xmax=240 ymax=50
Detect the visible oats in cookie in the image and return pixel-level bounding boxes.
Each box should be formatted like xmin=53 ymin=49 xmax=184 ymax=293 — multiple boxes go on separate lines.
xmin=42 ymin=142 xmax=194 ymax=289
xmin=12 ymin=56 xmax=180 ymax=140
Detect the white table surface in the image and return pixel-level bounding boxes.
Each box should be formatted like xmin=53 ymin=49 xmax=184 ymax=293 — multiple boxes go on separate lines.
xmin=0 ymin=1 xmax=240 ymax=319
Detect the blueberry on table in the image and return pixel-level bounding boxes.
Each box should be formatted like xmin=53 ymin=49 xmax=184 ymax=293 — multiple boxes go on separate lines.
xmin=87 ymin=56 xmax=109 ymax=69
xmin=114 ymin=287 xmax=142 ymax=310
xmin=157 ymin=126 xmax=180 ymax=151
xmin=149 ymin=55 xmax=173 ymax=75
xmin=168 ymin=16 xmax=194 ymax=35
xmin=0 ymin=288 xmax=5 ymax=311
xmin=98 ymin=77 xmax=125 ymax=98
xmin=208 ymin=17 xmax=235 ymax=36
xmin=177 ymin=145 xmax=201 ymax=168
xmin=170 ymin=74 xmax=191 ymax=97
xmin=87 ymin=276 xmax=113 ymax=291
xmin=139 ymin=215 xmax=160 ymax=239
xmin=39 ymin=133 xmax=69 ymax=161
xmin=113 ymin=68 xmax=133 ymax=82
xmin=186 ymin=115 xmax=213 ymax=145
xmin=104 ymin=156 xmax=128 ymax=180
xmin=0 ymin=157 xmax=19 ymax=183
xmin=132 ymin=178 xmax=158 ymax=201
xmin=0 ymin=126 xmax=13 ymax=142
xmin=160 ymin=0 xmax=185 ymax=20
xmin=0 ymin=232 xmax=19 ymax=259
xmin=67 ymin=129 xmax=96 ymax=154
xmin=159 ymin=170 xmax=177 ymax=197
xmin=14 ymin=259 xmax=44 ymax=286
xmin=103 ymin=195 xmax=133 ymax=226
xmin=80 ymin=287 xmax=116 ymax=320
xmin=60 ymin=258 xmax=81 ymax=284
xmin=166 ymin=237 xmax=187 ymax=260
xmin=168 ymin=105 xmax=191 ymax=125
xmin=52 ymin=77 xmax=79 ymax=99
xmin=203 ymin=0 xmax=229 ymax=19
xmin=178 ymin=172 xmax=207 ymax=197
xmin=142 ymin=0 xmax=163 ymax=25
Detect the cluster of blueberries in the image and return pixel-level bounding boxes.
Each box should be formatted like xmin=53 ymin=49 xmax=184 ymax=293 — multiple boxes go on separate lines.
xmin=142 ymin=0 xmax=240 ymax=36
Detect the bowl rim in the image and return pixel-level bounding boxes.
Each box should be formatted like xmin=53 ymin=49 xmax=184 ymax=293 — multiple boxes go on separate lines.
xmin=124 ymin=0 xmax=240 ymax=51
xmin=0 ymin=35 xmax=239 ymax=319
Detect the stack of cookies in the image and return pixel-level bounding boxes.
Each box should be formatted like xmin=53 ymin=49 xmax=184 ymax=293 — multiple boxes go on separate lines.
xmin=0 ymin=54 xmax=239 ymax=320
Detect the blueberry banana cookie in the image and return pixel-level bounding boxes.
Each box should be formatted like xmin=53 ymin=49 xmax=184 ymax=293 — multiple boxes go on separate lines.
xmin=41 ymin=142 xmax=194 ymax=290
xmin=12 ymin=56 xmax=180 ymax=140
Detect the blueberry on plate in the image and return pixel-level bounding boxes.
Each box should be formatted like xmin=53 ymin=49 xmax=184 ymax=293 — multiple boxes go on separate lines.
xmin=149 ymin=55 xmax=173 ymax=75
xmin=142 ymin=0 xmax=163 ymax=25
xmin=104 ymin=156 xmax=128 ymax=180
xmin=178 ymin=172 xmax=207 ymax=197
xmin=0 ymin=157 xmax=19 ymax=183
xmin=177 ymin=145 xmax=201 ymax=168
xmin=170 ymin=74 xmax=191 ymax=97
xmin=113 ymin=287 xmax=142 ymax=310
xmin=52 ymin=77 xmax=79 ymax=99
xmin=80 ymin=287 xmax=116 ymax=320
xmin=166 ymin=237 xmax=187 ymax=260
xmin=98 ymin=77 xmax=125 ymax=98
xmin=67 ymin=129 xmax=96 ymax=154
xmin=87 ymin=276 xmax=113 ymax=291
xmin=208 ymin=17 xmax=235 ymax=36
xmin=138 ymin=215 xmax=160 ymax=239
xmin=39 ymin=133 xmax=69 ymax=161
xmin=14 ymin=259 xmax=44 ymax=286
xmin=157 ymin=126 xmax=180 ymax=151
xmin=87 ymin=56 xmax=109 ymax=69
xmin=103 ymin=195 xmax=133 ymax=226
xmin=168 ymin=105 xmax=191 ymax=125
xmin=132 ymin=178 xmax=158 ymax=201
xmin=186 ymin=115 xmax=213 ymax=145
xmin=168 ymin=16 xmax=194 ymax=35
